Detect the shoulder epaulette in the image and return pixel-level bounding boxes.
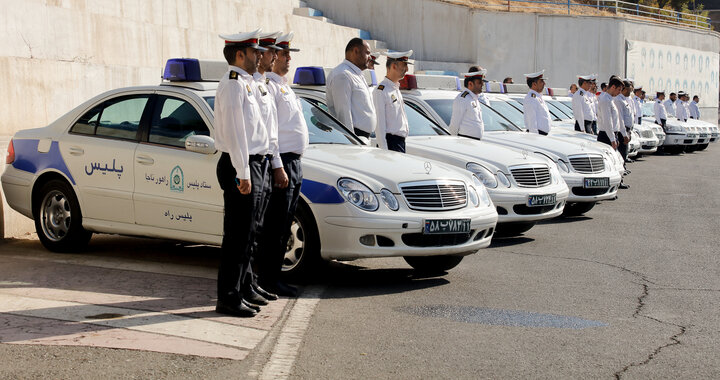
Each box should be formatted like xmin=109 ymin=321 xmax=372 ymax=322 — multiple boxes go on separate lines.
xmin=531 ymin=93 xmax=536 ymax=98
xmin=579 ymin=90 xmax=584 ymax=96
xmin=265 ymin=77 xmax=270 ymax=85
xmin=461 ymin=91 xmax=469 ymax=98
xmin=377 ymin=84 xmax=385 ymax=91
xmin=229 ymin=71 xmax=239 ymax=80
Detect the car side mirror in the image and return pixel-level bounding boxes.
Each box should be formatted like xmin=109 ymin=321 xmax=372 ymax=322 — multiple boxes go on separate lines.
xmin=185 ymin=135 xmax=216 ymax=154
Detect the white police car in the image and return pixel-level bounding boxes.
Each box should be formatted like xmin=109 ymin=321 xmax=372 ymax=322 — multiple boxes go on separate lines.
xmin=291 ymin=69 xmax=569 ymax=236
xmin=398 ymin=78 xmax=621 ymax=216
xmin=1 ymin=59 xmax=498 ymax=274
xmin=641 ymin=103 xmax=697 ymax=153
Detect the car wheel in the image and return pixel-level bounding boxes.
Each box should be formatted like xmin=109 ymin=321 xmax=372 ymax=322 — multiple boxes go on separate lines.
xmin=281 ymin=201 xmax=323 ymax=278
xmin=34 ymin=179 xmax=91 ymax=252
xmin=494 ymin=222 xmax=536 ymax=237
xmin=562 ymin=202 xmax=595 ymax=217
xmin=404 ymin=255 xmax=463 ymax=273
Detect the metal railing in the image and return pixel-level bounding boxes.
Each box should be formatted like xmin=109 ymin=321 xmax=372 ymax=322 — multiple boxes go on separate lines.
xmin=465 ymin=0 xmax=711 ymax=30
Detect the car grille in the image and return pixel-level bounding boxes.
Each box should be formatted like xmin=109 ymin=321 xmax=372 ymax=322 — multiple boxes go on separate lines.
xmin=399 ymin=180 xmax=467 ymax=211
xmin=509 ymin=165 xmax=551 ymax=188
xmin=641 ymin=130 xmax=655 ymax=138
xmin=568 ymin=154 xmax=605 ymax=174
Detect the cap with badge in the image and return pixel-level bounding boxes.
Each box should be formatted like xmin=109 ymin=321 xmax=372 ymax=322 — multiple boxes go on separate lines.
xmin=275 ymin=31 xmax=300 ymax=52
xmin=219 ymin=29 xmax=268 ymax=51
xmin=460 ymin=67 xmax=488 ymax=82
xmin=258 ymin=31 xmax=282 ymax=50
xmin=525 ymin=70 xmax=546 ymax=81
xmin=578 ymin=74 xmax=594 ymax=81
xmin=384 ymin=50 xmax=414 ymax=64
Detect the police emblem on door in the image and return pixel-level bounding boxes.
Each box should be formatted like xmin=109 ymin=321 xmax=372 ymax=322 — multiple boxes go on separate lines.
xmin=170 ymin=165 xmax=184 ymax=193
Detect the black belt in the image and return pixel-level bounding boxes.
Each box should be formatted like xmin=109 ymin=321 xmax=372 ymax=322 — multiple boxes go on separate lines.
xmin=249 ymin=154 xmax=264 ymax=162
xmin=280 ymin=152 xmax=302 ymax=160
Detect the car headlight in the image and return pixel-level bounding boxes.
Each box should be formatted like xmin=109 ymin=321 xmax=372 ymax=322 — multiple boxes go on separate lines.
xmin=497 ymin=171 xmax=511 ymax=188
xmin=471 ymin=175 xmax=491 ymax=207
xmin=666 ymin=125 xmax=681 ymax=132
xmin=557 ymin=159 xmax=570 ymax=173
xmin=468 ymin=186 xmax=479 ymax=207
xmin=337 ymin=178 xmax=379 ymax=211
xmin=466 ymin=162 xmax=497 ymax=188
xmin=549 ymin=165 xmax=562 ymax=184
xmin=380 ymin=188 xmax=399 ymax=211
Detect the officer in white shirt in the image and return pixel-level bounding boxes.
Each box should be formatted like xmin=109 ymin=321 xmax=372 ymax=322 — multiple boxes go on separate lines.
xmin=449 ymin=69 xmax=488 ymax=140
xmin=690 ymin=95 xmax=701 ymax=119
xmin=664 ymin=92 xmax=677 ymax=117
xmin=572 ymin=74 xmax=595 ymax=133
xmin=597 ymin=77 xmax=624 ymax=150
xmin=675 ymin=91 xmax=689 ymax=122
xmin=258 ymin=31 xmax=308 ymax=298
xmin=373 ymin=50 xmax=412 ymax=152
xmin=613 ymin=79 xmax=634 ymax=166
xmin=523 ymin=70 xmax=552 ymax=135
xmin=632 ymin=86 xmax=644 ymax=125
xmin=588 ymin=75 xmax=599 ymax=134
xmin=654 ymin=91 xmax=668 ymax=129
xmin=326 ymin=38 xmax=376 ymax=138
xmin=214 ymin=30 xmax=271 ymax=318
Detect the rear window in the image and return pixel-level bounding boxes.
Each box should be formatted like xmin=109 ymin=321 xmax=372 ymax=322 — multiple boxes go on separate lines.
xmin=70 ymin=95 xmax=150 ymax=141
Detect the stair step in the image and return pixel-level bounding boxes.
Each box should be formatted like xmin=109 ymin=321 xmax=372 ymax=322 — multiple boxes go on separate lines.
xmin=293 ymin=7 xmax=323 ymax=17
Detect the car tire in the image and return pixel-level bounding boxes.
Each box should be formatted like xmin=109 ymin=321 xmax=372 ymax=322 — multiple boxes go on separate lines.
xmin=403 ymin=255 xmax=464 ymax=273
xmin=34 ymin=179 xmax=92 ymax=252
xmin=494 ymin=222 xmax=536 ymax=237
xmin=562 ymin=202 xmax=595 ymax=217
xmin=281 ymin=201 xmax=324 ymax=278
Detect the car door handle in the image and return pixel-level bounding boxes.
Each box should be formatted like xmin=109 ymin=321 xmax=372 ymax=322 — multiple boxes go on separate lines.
xmin=68 ymin=146 xmax=84 ymax=156
xmin=136 ymin=155 xmax=154 ymax=165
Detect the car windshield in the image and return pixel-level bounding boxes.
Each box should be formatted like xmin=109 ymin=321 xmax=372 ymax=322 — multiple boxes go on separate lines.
xmin=404 ymin=103 xmax=447 ymax=136
xmin=642 ymin=102 xmax=655 ymax=117
xmin=551 ymin=99 xmax=574 ymax=116
xmin=204 ymin=96 xmax=360 ymax=145
xmin=560 ymin=100 xmax=572 ymax=110
xmin=487 ymin=99 xmax=527 ymax=127
xmin=546 ymin=100 xmax=572 ymax=120
xmin=423 ymin=97 xmax=520 ymax=132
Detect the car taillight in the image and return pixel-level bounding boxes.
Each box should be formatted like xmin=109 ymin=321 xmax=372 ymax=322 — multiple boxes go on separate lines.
xmin=6 ymin=139 xmax=14 ymax=164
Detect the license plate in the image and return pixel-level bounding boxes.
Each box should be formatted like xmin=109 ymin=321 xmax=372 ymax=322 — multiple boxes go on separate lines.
xmin=584 ymin=177 xmax=610 ymax=188
xmin=424 ymin=219 xmax=471 ymax=235
xmin=528 ymin=194 xmax=556 ymax=207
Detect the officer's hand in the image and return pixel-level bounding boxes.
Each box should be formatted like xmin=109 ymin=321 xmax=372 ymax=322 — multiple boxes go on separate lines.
xmin=624 ymin=136 xmax=630 ymax=144
xmin=273 ymin=168 xmax=289 ymax=189
xmin=612 ymin=141 xmax=619 ymax=150
xmin=237 ymin=179 xmax=251 ymax=195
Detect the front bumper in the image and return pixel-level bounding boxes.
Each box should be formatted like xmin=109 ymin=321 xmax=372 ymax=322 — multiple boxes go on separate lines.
xmin=663 ymin=132 xmax=689 ymax=146
xmin=313 ymin=202 xmax=499 ymax=261
xmin=561 ymin=171 xmax=621 ymax=203
xmin=638 ymin=137 xmax=659 ymax=153
xmin=489 ymin=182 xmax=570 ymax=223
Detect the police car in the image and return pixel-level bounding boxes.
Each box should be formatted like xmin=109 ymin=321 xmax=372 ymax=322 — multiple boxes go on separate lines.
xmin=397 ymin=76 xmax=621 ymax=216
xmin=684 ymin=117 xmax=717 ymax=150
xmin=1 ymin=59 xmax=499 ymax=274
xmin=640 ymin=103 xmax=696 ymax=153
xmin=292 ymin=68 xmax=569 ymax=236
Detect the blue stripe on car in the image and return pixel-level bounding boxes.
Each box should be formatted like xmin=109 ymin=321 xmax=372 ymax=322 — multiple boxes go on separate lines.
xmin=300 ymin=179 xmax=344 ymax=204
xmin=12 ymin=139 xmax=76 ymax=185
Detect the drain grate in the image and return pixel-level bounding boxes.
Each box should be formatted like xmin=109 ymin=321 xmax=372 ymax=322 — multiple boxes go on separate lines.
xmin=397 ymin=305 xmax=607 ymax=329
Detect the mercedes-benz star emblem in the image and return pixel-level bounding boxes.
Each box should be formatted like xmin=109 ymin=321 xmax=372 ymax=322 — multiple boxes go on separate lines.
xmin=522 ymin=150 xmax=529 ymax=159
xmin=424 ymin=162 xmax=432 ymax=174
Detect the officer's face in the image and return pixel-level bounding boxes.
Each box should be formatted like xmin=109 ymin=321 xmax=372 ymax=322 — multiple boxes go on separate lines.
xmin=259 ymin=49 xmax=277 ymax=72
xmin=354 ymin=42 xmax=371 ymax=70
xmin=238 ymin=47 xmax=260 ymax=73
xmin=670 ymin=94 xmax=677 ymax=101
xmin=275 ymin=50 xmax=292 ymax=75
xmin=468 ymin=78 xmax=484 ymax=94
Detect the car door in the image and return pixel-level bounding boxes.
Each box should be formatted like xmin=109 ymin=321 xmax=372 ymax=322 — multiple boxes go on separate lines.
xmin=132 ymin=92 xmax=223 ymax=237
xmin=62 ymin=94 xmax=150 ymax=224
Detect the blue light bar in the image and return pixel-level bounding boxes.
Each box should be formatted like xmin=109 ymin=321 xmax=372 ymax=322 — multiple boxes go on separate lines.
xmin=163 ymin=58 xmax=202 ymax=82
xmin=294 ymin=66 xmax=326 ymax=85
xmin=455 ymin=77 xmax=462 ymax=91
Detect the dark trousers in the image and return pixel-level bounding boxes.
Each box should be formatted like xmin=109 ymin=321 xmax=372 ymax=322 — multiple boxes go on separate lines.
xmin=386 ymin=134 xmax=406 ymax=153
xmin=597 ymin=131 xmax=613 ymax=146
xmin=584 ymin=120 xmax=593 ymax=134
xmin=659 ymin=119 xmax=667 ymax=131
xmin=638 ymin=117 xmax=642 ymax=125
xmin=591 ymin=121 xmax=598 ymax=135
xmin=257 ymin=153 xmax=303 ymax=286
xmin=574 ymin=120 xmax=581 ymax=131
xmin=538 ymin=130 xmax=548 ymax=136
xmin=354 ymin=128 xmax=370 ymax=138
xmin=216 ymin=153 xmax=271 ymax=303
xmin=617 ymin=132 xmax=628 ymax=160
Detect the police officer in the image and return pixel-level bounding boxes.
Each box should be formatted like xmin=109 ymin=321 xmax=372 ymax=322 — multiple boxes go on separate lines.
xmin=613 ymin=79 xmax=634 ymax=167
xmin=523 ymin=70 xmax=552 ymax=135
xmin=597 ymin=77 xmax=623 ymax=151
xmin=572 ymin=74 xmax=595 ymax=133
xmin=326 ymin=38 xmax=376 ymax=138
xmin=258 ymin=31 xmax=308 ymax=298
xmin=664 ymin=92 xmax=677 ymax=117
xmin=449 ymin=69 xmax=487 ymax=140
xmin=373 ymin=50 xmax=412 ymax=152
xmin=675 ymin=91 xmax=689 ymax=122
xmin=214 ymin=29 xmax=271 ymax=318
xmin=632 ymin=86 xmax=644 ymax=125
xmin=690 ymin=95 xmax=701 ymax=119
xmin=588 ymin=75 xmax=599 ymax=134
xmin=654 ymin=91 xmax=668 ymax=130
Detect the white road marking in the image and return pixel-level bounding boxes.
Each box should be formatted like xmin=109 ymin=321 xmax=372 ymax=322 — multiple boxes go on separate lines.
xmin=259 ymin=286 xmax=324 ymax=380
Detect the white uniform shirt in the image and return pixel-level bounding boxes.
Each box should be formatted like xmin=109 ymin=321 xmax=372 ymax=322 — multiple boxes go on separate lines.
xmin=449 ymin=88 xmax=485 ymax=139
xmin=663 ymin=99 xmax=676 ymax=117
xmin=613 ymin=94 xmax=632 ymax=137
xmin=326 ymin=60 xmax=376 ymax=134
xmin=589 ymin=92 xmax=598 ymax=121
xmin=631 ymin=94 xmax=643 ymax=124
xmin=214 ymin=66 xmax=269 ymax=180
xmin=572 ymin=88 xmax=594 ymax=126
xmin=689 ymin=100 xmax=701 ymax=119
xmin=266 ymin=72 xmax=309 ymax=157
xmin=253 ymin=72 xmax=281 ymax=169
xmin=675 ymin=99 xmax=689 ymax=121
xmin=654 ymin=99 xmax=668 ymax=123
xmin=597 ymin=92 xmax=619 ymax=142
xmin=372 ymin=77 xmax=409 ymax=149
xmin=523 ymin=90 xmax=552 ymax=134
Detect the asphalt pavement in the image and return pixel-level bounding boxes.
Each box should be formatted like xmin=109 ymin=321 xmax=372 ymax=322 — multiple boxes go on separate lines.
xmin=0 ymin=145 xmax=719 ymax=379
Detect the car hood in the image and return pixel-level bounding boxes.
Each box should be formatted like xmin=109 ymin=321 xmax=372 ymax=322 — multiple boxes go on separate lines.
xmin=406 ymin=135 xmax=548 ymax=173
xmin=483 ymin=131 xmax=606 ymax=162
xmin=301 ymin=144 xmax=472 ymax=193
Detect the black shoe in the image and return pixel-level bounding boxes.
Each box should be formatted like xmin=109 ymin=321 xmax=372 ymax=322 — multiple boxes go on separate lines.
xmin=216 ymin=300 xmax=257 ymax=318
xmin=244 ymin=288 xmax=269 ymax=306
xmin=619 ymin=183 xmax=630 ymax=189
xmin=254 ymin=285 xmax=278 ymax=301
xmin=270 ymin=282 xmax=299 ymax=298
xmin=242 ymin=299 xmax=261 ymax=312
